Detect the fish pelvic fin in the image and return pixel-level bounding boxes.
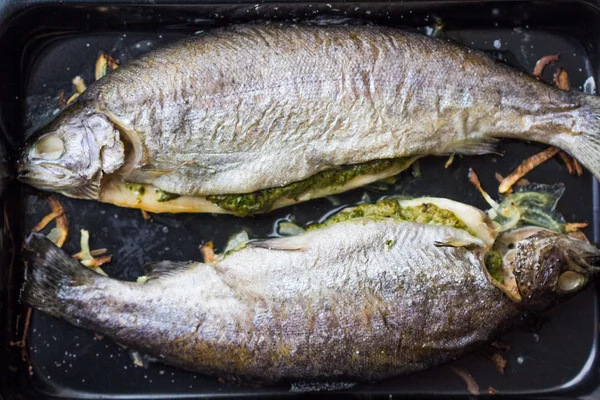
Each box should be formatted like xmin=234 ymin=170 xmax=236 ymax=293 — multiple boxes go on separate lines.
xmin=61 ymin=171 xmax=102 ymax=200
xmin=452 ymin=137 xmax=500 ymax=155
xmin=23 ymin=233 xmax=97 ymax=319
xmin=248 ymin=235 xmax=309 ymax=251
xmin=434 ymin=236 xmax=486 ymax=250
xmin=142 ymin=260 xmax=194 ymax=281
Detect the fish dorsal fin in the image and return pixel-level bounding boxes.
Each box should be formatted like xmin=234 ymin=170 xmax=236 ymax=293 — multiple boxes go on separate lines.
xmin=452 ymin=137 xmax=500 ymax=155
xmin=142 ymin=261 xmax=193 ymax=280
xmin=248 ymin=235 xmax=308 ymax=251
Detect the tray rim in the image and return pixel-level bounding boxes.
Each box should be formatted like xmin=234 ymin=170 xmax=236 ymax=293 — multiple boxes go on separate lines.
xmin=2 ymin=0 xmax=600 ymax=398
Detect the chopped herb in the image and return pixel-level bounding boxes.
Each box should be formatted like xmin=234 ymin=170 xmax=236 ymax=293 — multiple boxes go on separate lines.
xmin=385 ymin=239 xmax=396 ymax=251
xmin=207 ymin=158 xmax=413 ymax=216
xmin=308 ymin=199 xmax=472 ymax=235
xmin=126 ymin=183 xmax=145 ymax=196
xmin=222 ymin=231 xmax=250 ymax=255
xmin=485 ymin=251 xmax=504 ymax=283
xmin=156 ymin=189 xmax=181 ymax=202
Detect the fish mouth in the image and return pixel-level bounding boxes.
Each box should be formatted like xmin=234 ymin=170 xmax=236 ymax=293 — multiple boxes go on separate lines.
xmin=566 ymin=248 xmax=600 ymax=272
xmin=17 ymin=162 xmax=71 ymax=190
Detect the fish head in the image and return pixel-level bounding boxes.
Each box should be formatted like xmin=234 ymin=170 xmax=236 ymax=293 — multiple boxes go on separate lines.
xmin=500 ymin=228 xmax=600 ymax=310
xmin=17 ymin=102 xmax=125 ymax=199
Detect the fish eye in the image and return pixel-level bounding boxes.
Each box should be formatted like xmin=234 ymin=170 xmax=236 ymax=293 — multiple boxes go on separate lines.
xmin=558 ymin=271 xmax=585 ymax=293
xmin=31 ymin=135 xmax=65 ymax=160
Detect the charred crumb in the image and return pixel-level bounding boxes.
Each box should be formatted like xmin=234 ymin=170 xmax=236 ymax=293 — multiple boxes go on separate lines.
xmin=488 ymin=352 xmax=507 ymax=375
xmin=449 ymin=366 xmax=480 ymax=396
xmin=533 ymin=54 xmax=560 ymax=78
xmin=491 ymin=341 xmax=511 ymax=351
xmin=498 ymin=147 xmax=560 ymax=194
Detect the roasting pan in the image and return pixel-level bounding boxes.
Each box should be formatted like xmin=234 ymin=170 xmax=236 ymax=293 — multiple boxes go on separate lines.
xmin=1 ymin=0 xmax=600 ymax=398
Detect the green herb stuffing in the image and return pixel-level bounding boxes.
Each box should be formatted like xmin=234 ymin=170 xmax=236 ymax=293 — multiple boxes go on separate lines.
xmin=206 ymin=158 xmax=413 ymax=217
xmin=308 ymin=199 xmax=472 ymax=234
xmin=156 ymin=189 xmax=181 ymax=202
xmin=485 ymin=251 xmax=504 ymax=283
xmin=126 ymin=183 xmax=145 ymax=196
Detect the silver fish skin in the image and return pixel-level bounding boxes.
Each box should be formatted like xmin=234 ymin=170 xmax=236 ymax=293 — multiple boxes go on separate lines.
xmin=16 ymin=23 xmax=600 ymax=206
xmin=23 ymin=215 xmax=599 ymax=383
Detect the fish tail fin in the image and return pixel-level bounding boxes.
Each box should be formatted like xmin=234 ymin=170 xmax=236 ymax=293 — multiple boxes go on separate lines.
xmin=562 ymin=97 xmax=600 ymax=181
xmin=23 ymin=233 xmax=97 ymax=319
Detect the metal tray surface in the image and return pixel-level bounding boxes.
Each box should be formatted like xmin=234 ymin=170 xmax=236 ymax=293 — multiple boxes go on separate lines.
xmin=1 ymin=1 xmax=600 ymax=398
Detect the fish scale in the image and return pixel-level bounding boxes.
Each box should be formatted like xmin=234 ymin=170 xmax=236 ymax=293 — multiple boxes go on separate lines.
xmin=20 ymin=214 xmax=536 ymax=382
xmin=17 ymin=23 xmax=600 ymax=213
xmin=23 ymin=191 xmax=600 ymax=383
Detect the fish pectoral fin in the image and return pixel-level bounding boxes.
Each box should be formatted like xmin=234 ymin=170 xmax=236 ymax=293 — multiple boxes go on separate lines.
xmin=142 ymin=260 xmax=194 ymax=280
xmin=452 ymin=137 xmax=500 ymax=155
xmin=434 ymin=236 xmax=485 ymax=250
xmin=248 ymin=236 xmax=308 ymax=252
xmin=62 ymin=171 xmax=102 ymax=200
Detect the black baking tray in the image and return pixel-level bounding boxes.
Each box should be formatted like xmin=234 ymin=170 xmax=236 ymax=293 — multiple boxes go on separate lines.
xmin=2 ymin=0 xmax=600 ymax=398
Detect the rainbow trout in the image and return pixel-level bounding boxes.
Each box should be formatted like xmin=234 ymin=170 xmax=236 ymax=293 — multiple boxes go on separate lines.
xmin=17 ymin=24 xmax=600 ymax=215
xmin=23 ymin=195 xmax=599 ymax=383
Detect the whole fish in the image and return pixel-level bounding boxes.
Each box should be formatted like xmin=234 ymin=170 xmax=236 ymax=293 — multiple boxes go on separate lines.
xmin=23 ymin=196 xmax=599 ymax=383
xmin=17 ymin=24 xmax=600 ymax=215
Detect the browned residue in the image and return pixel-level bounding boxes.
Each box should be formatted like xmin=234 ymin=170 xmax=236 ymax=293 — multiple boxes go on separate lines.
xmin=201 ymin=241 xmax=215 ymax=263
xmin=565 ymin=222 xmax=589 ymax=232
xmin=503 ymin=54 xmax=582 ymax=186
xmin=445 ymin=153 xmax=455 ymax=169
xmin=553 ymin=68 xmax=571 ymax=91
xmin=449 ymin=365 xmax=480 ymax=396
xmin=488 ymin=386 xmax=498 ymax=395
xmin=58 ymin=52 xmax=119 ymax=109
xmin=488 ymin=352 xmax=507 ymax=375
xmin=95 ymin=53 xmax=120 ymax=81
xmin=564 ymin=222 xmax=590 ymax=242
xmin=468 ymin=168 xmax=483 ymax=191
xmin=72 ymin=247 xmax=112 ymax=269
xmin=516 ymin=179 xmax=530 ymax=186
xmin=9 ymin=307 xmax=32 ymax=364
xmin=58 ymin=90 xmax=67 ymax=109
xmin=558 ymin=151 xmax=583 ymax=176
xmin=573 ymin=159 xmax=583 ymax=176
xmin=71 ymin=230 xmax=112 ymax=273
xmin=31 ymin=196 xmax=68 ymax=248
xmin=498 ymin=147 xmax=560 ymax=194
xmin=558 ymin=151 xmax=574 ymax=175
xmin=491 ymin=341 xmax=511 ymax=351
xmin=72 ymin=76 xmax=87 ymax=94
xmin=533 ymin=54 xmax=559 ymax=78
xmin=553 ymin=68 xmax=583 ymax=174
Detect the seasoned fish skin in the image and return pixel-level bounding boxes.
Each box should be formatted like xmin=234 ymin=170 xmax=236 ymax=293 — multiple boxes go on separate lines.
xmin=83 ymin=23 xmax=591 ymax=196
xmin=18 ymin=23 xmax=600 ymax=207
xmin=26 ymin=220 xmax=518 ymax=382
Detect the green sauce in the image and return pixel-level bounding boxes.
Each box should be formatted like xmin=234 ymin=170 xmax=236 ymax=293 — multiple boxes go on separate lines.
xmin=156 ymin=189 xmax=181 ymax=202
xmin=206 ymin=158 xmax=413 ymax=216
xmin=308 ymin=199 xmax=471 ymax=233
xmin=484 ymin=251 xmax=504 ymax=283
xmin=126 ymin=183 xmax=145 ymax=197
